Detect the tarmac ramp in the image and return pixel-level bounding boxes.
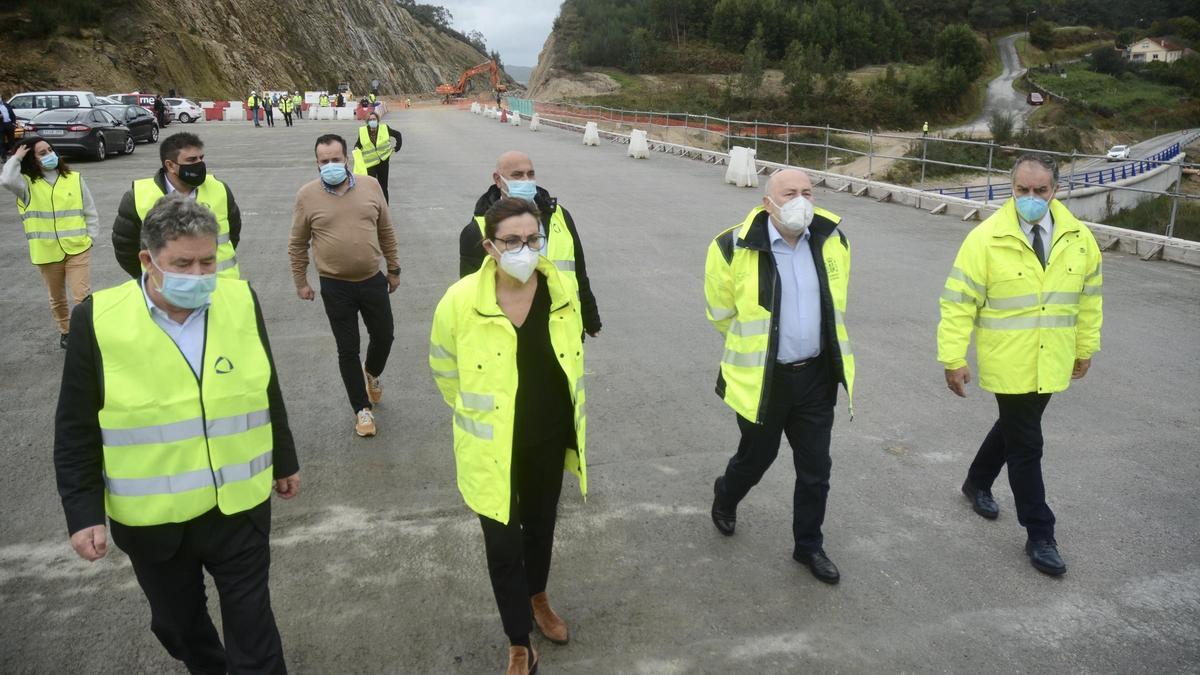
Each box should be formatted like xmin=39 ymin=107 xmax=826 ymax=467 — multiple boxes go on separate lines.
xmin=1 ymin=110 xmax=1198 ymax=673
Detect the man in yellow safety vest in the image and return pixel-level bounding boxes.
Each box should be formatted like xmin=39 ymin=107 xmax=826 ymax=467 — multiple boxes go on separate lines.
xmin=352 ymin=110 xmax=402 ymax=203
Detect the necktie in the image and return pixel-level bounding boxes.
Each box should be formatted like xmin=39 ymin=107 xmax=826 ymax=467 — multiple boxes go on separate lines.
xmin=1031 ymin=224 xmax=1047 ymax=269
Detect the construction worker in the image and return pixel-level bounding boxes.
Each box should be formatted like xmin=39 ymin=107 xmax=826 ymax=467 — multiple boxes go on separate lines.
xmin=459 ymin=151 xmax=602 ymax=338
xmin=54 ymin=194 xmax=300 ymax=674
xmin=319 ymin=92 xmax=330 ymax=108
xmin=247 ymin=90 xmax=261 ymax=127
xmin=368 ymin=91 xmax=377 ymax=109
xmin=281 ymin=93 xmax=294 ymax=127
xmin=263 ymin=93 xmax=275 ymax=128
xmin=405 ymin=97 xmax=412 ymax=109
xmin=939 ymin=153 xmax=1103 ymax=577
xmin=430 ymin=197 xmax=588 ymax=675
xmin=923 ymin=121 xmax=929 ymax=136
xmin=2 ymin=137 xmax=99 ymax=348
xmin=706 ymin=168 xmax=855 ymax=585
xmin=112 ymin=132 xmax=243 ymax=279
xmin=293 ymin=91 xmax=304 ymax=119
xmin=352 ymin=110 xmax=402 ymax=203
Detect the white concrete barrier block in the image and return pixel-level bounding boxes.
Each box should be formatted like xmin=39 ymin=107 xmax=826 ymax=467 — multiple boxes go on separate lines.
xmin=529 ymin=113 xmax=541 ymax=131
xmin=628 ymin=129 xmax=650 ymax=158
xmin=471 ymin=102 xmax=481 ymax=114
xmin=222 ymin=108 xmax=244 ymax=122
xmin=583 ymin=121 xmax=600 ymax=146
xmin=725 ymin=146 xmax=758 ymax=187
xmin=317 ymin=107 xmax=336 ymax=120
xmin=335 ymin=107 xmax=355 ymax=120
xmin=227 ymin=102 xmax=244 ymax=111
xmin=510 ymin=112 xmax=521 ymax=127
xmin=200 ymin=101 xmax=215 ymax=109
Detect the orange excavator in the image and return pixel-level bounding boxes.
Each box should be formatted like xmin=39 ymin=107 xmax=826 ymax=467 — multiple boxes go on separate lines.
xmin=436 ymin=60 xmax=507 ymax=103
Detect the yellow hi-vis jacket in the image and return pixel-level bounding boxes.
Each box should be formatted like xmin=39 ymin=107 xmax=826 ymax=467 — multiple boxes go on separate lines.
xmin=133 ymin=176 xmax=239 ymax=278
xmin=17 ymin=171 xmax=91 ymax=264
xmin=429 ymin=255 xmax=587 ymax=525
xmin=705 ymin=206 xmax=855 ymax=423
xmin=357 ymin=123 xmax=393 ymax=168
xmin=475 ymin=207 xmax=578 ymax=296
xmin=937 ymin=198 xmax=1103 ymax=394
xmin=94 ymin=278 xmax=274 ymax=526
xmin=351 ymin=148 xmax=369 ymax=176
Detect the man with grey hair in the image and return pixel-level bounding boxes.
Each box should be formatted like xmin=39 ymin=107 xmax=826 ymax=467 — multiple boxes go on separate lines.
xmin=939 ymin=153 xmax=1103 ymax=576
xmin=54 ymin=193 xmax=301 ymax=672
xmin=704 ymin=168 xmax=856 ymax=584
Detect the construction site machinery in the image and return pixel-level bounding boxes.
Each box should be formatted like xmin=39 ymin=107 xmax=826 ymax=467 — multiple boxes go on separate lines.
xmin=436 ymin=60 xmax=507 ymax=104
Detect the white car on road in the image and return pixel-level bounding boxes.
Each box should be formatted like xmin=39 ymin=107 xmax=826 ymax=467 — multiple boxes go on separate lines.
xmin=164 ymin=98 xmax=204 ymax=124
xmin=1106 ymin=145 xmax=1131 ymax=161
xmin=6 ymin=91 xmax=101 ymax=120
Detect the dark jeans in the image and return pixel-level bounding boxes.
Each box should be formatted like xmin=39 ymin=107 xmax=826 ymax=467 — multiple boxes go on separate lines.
xmin=479 ymin=436 xmax=567 ymax=642
xmin=282 ymin=112 xmax=293 ymax=127
xmin=1 ymin=123 xmax=14 ymax=158
xmin=126 ymin=509 xmax=285 ymax=675
xmin=717 ymin=359 xmax=836 ymax=553
xmin=966 ymin=393 xmax=1056 ymax=541
xmin=366 ymin=158 xmax=390 ymax=204
xmin=318 ymin=273 xmax=395 ymax=413
xmin=264 ymin=108 xmax=274 ymax=127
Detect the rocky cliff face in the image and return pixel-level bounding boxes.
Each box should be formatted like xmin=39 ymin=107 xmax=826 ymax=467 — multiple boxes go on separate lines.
xmin=525 ymin=30 xmax=560 ymax=98
xmin=0 ymin=0 xmax=495 ymax=99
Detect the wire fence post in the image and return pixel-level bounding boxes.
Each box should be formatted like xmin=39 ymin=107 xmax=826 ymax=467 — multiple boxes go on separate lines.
xmin=785 ymin=122 xmax=790 ymax=166
xmin=867 ymin=129 xmax=874 ymax=180
xmin=1166 ymin=160 xmax=1183 ymax=239
xmin=985 ymin=143 xmax=994 ymax=205
xmin=918 ymin=137 xmax=929 ymax=209
xmin=824 ymin=125 xmax=831 ymax=172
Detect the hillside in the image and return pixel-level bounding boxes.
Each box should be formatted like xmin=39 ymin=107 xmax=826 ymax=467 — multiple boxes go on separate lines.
xmin=0 ymin=0 xmax=503 ymax=99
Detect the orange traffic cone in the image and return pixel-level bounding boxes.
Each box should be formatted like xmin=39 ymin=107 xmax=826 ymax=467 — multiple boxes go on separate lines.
xmin=499 ymin=108 xmax=508 ymax=123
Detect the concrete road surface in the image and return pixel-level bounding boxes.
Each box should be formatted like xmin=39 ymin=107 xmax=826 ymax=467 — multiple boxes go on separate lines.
xmin=948 ymin=33 xmax=1034 ymax=136
xmin=2 ymin=110 xmax=1199 ymax=674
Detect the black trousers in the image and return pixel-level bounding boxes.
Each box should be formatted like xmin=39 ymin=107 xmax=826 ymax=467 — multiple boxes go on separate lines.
xmin=1 ymin=123 xmax=14 ymax=158
xmin=966 ymin=393 xmax=1056 ymax=541
xmin=479 ymin=436 xmax=567 ymax=642
xmin=264 ymin=108 xmax=274 ymax=126
xmin=318 ymin=273 xmax=395 ymax=412
xmin=366 ymin=158 xmax=390 ymax=204
xmin=717 ymin=359 xmax=836 ymax=553
xmin=125 ymin=509 xmax=285 ymax=675
xmin=282 ymin=112 xmax=293 ymax=127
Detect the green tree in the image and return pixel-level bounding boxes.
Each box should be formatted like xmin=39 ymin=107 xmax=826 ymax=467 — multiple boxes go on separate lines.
xmin=968 ymin=0 xmax=1009 ymax=38
xmin=935 ymin=24 xmax=984 ymax=81
xmin=1029 ymin=19 xmax=1055 ymax=50
xmin=1089 ymin=45 xmax=1125 ymax=76
xmin=740 ymin=24 xmax=767 ymax=97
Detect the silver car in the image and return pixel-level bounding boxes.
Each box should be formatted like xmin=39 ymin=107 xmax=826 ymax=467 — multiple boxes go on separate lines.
xmin=164 ymin=98 xmax=204 ymax=124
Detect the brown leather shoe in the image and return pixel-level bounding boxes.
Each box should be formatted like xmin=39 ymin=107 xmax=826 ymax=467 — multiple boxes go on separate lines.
xmin=531 ymin=592 xmax=569 ymax=644
xmin=506 ymin=645 xmax=538 ymax=675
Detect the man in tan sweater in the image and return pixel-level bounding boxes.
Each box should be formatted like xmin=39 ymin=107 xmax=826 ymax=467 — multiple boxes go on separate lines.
xmin=290 ymin=133 xmax=400 ymax=437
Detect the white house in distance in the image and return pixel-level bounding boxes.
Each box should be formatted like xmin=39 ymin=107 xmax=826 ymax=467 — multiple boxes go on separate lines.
xmin=1126 ymin=37 xmax=1191 ymax=63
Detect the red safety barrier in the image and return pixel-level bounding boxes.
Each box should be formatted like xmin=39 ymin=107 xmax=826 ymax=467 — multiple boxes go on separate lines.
xmin=204 ymin=101 xmax=230 ymax=122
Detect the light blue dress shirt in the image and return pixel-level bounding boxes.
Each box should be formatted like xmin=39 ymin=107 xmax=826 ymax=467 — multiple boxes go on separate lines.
xmin=142 ymin=276 xmax=209 ymax=377
xmin=768 ymin=218 xmax=822 ymax=363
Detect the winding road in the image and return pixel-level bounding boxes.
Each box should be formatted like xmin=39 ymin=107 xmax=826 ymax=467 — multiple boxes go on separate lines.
xmin=947 ymin=32 xmax=1033 ymax=135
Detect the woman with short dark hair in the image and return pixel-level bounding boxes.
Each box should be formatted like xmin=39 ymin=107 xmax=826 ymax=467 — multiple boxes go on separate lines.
xmin=430 ymin=197 xmax=589 ymax=675
xmin=2 ymin=136 xmax=98 ymax=348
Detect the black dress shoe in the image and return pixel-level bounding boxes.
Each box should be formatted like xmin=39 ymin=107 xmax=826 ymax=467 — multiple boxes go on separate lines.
xmin=1025 ymin=539 xmax=1067 ymax=576
xmin=961 ymin=479 xmax=999 ymax=520
xmin=793 ymin=548 xmax=840 ymax=584
xmin=711 ymin=477 xmax=736 ymax=536
xmin=59 ymin=333 xmax=69 ymax=350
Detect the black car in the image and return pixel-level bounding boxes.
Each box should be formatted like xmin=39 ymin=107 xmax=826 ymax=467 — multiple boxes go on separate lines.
xmin=98 ymin=104 xmax=159 ymax=143
xmin=26 ymin=107 xmax=134 ymax=161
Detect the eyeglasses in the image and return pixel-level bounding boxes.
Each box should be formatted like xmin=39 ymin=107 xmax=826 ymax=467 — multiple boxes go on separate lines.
xmin=491 ymin=234 xmax=546 ymax=253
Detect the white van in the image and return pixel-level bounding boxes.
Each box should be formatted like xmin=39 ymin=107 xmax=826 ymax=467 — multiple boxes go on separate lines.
xmin=7 ymin=91 xmax=101 ymax=120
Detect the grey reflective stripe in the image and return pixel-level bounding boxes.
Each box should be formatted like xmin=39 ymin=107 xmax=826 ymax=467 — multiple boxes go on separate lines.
xmin=986 ymin=293 xmax=1039 ymax=310
xmin=949 ymin=267 xmax=987 ymax=296
xmin=24 ymin=231 xmax=60 ymax=240
xmin=455 ymin=412 xmax=493 ymax=440
xmin=708 ymin=305 xmax=736 ymax=321
xmin=940 ymin=289 xmax=977 ymax=305
xmin=1082 ymin=285 xmax=1101 ymax=296
xmin=213 ymin=450 xmax=273 ymax=488
xmin=217 ymin=232 xmax=231 ymax=245
xmin=553 ymin=260 xmax=576 ymax=272
xmin=217 ymin=256 xmax=238 ymax=272
xmin=430 ymin=344 xmax=455 ymax=360
xmin=460 ymin=391 xmax=494 ymax=411
xmin=104 ymin=467 xmax=215 ymax=496
xmin=722 ymin=348 xmax=767 ymax=368
xmin=1042 ymin=292 xmax=1080 ymax=305
xmin=53 ymin=228 xmax=88 ymax=238
xmin=833 ymin=308 xmax=847 ymax=326
xmin=432 ymin=368 xmax=458 ymax=379
xmin=575 ymin=413 xmax=586 ymax=431
xmin=976 ymin=314 xmax=1078 ymax=330
xmin=206 ymin=409 xmax=270 ymax=439
xmin=729 ymin=318 xmax=770 ymax=337
xmin=839 ymin=339 xmax=853 ymax=356
xmin=21 ymin=209 xmax=84 ymax=221
xmin=102 ymin=417 xmax=205 ymax=447
xmin=1085 ymin=264 xmax=1102 ymax=281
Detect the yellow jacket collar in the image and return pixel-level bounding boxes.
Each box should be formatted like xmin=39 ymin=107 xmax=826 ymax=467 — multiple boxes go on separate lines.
xmin=473 ymin=255 xmax=572 ymax=316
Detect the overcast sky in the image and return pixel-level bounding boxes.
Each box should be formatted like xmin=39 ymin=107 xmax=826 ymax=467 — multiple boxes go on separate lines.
xmin=435 ymin=0 xmax=562 ymax=67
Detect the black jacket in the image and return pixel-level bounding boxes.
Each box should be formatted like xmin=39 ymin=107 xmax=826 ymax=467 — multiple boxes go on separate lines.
xmin=459 ymin=185 xmax=602 ymax=334
xmin=111 ymin=169 xmax=242 ymax=278
xmin=352 ymin=126 xmax=404 ymax=158
xmin=54 ymin=282 xmax=299 ymax=561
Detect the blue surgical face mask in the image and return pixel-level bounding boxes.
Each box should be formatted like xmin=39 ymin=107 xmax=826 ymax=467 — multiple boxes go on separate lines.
xmin=320 ymin=162 xmax=348 ymax=185
xmin=501 ymin=177 xmax=537 ymax=202
xmin=1015 ymin=195 xmax=1050 ymax=223
xmin=150 ymin=257 xmax=217 ymax=309
xmin=367 ymin=120 xmax=379 ymax=129
xmin=40 ymin=152 xmax=59 ymax=170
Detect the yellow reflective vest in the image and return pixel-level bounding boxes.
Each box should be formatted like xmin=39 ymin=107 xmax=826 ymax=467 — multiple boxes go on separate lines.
xmin=319 ymin=94 xmax=329 ymax=107
xmin=474 ymin=205 xmax=578 ymax=295
xmin=938 ymin=199 xmax=1102 ymax=394
xmin=351 ymin=148 xmax=369 ymax=176
xmin=705 ymin=206 xmax=856 ymax=423
xmin=17 ymin=171 xmax=91 ymax=264
xmin=280 ymin=97 xmax=293 ymax=113
xmin=429 ymin=255 xmax=587 ymax=524
xmin=94 ymin=278 xmax=274 ymax=526
xmin=133 ymin=176 xmax=239 ymax=278
xmin=357 ymin=123 xmax=394 ymax=168
xmin=247 ymin=95 xmax=258 ymax=109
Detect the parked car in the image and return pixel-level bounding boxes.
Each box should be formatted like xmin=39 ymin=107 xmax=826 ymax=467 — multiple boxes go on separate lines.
xmin=111 ymin=93 xmax=175 ymax=123
xmin=6 ymin=91 xmax=101 ymax=120
xmin=25 ymin=107 xmax=134 ymax=161
xmin=164 ymin=97 xmax=203 ymax=123
xmin=1106 ymin=145 xmax=1131 ymax=161
xmin=1027 ymin=92 xmax=1045 ymax=106
xmin=97 ymin=104 xmax=160 ymax=143
xmin=94 ymin=96 xmax=121 ymax=105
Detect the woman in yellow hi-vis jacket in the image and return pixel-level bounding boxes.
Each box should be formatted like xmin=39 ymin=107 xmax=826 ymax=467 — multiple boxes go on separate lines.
xmin=2 ymin=137 xmax=99 ymax=348
xmin=430 ymin=197 xmax=587 ymax=675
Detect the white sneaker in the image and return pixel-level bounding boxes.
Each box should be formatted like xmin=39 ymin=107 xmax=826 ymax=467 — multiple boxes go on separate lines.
xmin=355 ymin=408 xmax=376 ymax=437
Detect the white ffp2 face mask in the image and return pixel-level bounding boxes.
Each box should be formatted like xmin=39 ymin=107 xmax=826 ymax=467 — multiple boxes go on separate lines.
xmin=768 ymin=195 xmax=815 ymax=235
xmin=498 ymin=246 xmax=539 ymax=283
